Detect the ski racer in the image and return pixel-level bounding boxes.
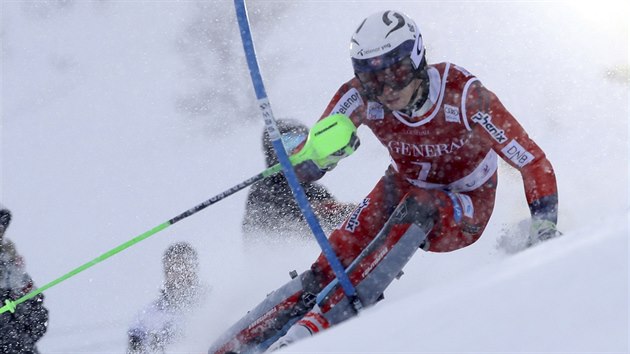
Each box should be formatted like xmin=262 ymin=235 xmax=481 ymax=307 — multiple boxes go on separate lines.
xmin=0 ymin=205 xmax=49 ymax=354
xmin=242 ymin=119 xmax=355 ymax=240
xmin=127 ymin=242 xmax=205 ymax=353
xmin=209 ymin=9 xmax=560 ymax=353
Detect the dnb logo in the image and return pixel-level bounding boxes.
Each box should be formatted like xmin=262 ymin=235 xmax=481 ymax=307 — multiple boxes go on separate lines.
xmin=501 ymin=139 xmax=535 ymax=167
xmin=345 ymin=198 xmax=370 ymax=232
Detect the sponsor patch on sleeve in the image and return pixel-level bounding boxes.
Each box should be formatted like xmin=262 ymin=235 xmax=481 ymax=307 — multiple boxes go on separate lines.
xmin=367 ymin=101 xmax=384 ymax=120
xmin=501 ymin=139 xmax=535 ymax=167
xmin=331 ymin=88 xmax=364 ymax=117
xmin=471 ymin=111 xmax=508 ymax=143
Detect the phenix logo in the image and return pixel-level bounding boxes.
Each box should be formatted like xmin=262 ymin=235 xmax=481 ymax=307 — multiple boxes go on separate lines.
xmin=345 ymin=198 xmax=370 ymax=232
xmin=471 ymin=112 xmax=508 ymax=143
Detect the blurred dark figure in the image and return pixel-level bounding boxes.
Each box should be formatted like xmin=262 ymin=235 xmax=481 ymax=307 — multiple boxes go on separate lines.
xmin=127 ymin=242 xmax=205 ymax=353
xmin=0 ymin=205 xmax=49 ymax=354
xmin=242 ymin=119 xmax=355 ymax=239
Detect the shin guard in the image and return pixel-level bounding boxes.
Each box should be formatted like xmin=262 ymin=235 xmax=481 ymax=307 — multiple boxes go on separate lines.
xmin=208 ymin=271 xmax=319 ymax=354
xmin=316 ymin=195 xmax=434 ymax=327
xmin=270 ymin=196 xmax=435 ymax=349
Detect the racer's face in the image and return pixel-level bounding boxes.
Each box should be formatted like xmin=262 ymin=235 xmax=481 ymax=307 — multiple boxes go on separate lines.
xmin=356 ymin=57 xmax=422 ymax=111
xmin=376 ymin=77 xmax=422 ymax=111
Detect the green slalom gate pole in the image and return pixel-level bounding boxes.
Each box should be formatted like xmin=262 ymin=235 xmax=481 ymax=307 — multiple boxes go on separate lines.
xmin=0 ymin=113 xmax=357 ymax=315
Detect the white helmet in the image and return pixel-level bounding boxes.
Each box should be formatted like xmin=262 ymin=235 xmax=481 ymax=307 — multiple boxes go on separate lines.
xmin=350 ymin=10 xmax=429 ymax=106
xmin=350 ymin=10 xmax=426 ymax=73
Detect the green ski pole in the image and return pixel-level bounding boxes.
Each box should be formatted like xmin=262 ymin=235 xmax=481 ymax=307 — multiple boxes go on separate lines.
xmin=0 ymin=170 xmax=268 ymax=315
xmin=1 ymin=113 xmax=358 ymax=315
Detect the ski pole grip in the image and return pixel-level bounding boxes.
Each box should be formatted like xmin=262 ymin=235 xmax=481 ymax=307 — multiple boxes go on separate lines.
xmin=290 ymin=113 xmax=358 ymax=168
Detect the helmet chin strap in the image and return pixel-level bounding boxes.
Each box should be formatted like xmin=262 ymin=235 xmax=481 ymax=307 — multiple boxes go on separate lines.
xmin=401 ymin=69 xmax=430 ymax=115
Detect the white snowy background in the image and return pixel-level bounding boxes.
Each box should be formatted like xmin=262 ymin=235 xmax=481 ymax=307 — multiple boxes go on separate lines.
xmin=1 ymin=0 xmax=628 ymax=353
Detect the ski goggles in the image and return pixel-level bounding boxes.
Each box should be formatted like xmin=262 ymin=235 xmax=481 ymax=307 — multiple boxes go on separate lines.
xmin=355 ymin=57 xmax=416 ymax=97
xmin=281 ymin=130 xmax=308 ymax=154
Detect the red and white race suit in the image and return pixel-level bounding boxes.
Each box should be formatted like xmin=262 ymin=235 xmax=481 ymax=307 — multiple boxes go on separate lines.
xmin=207 ymin=63 xmax=559 ymax=354
xmin=310 ymin=62 xmax=558 ymax=285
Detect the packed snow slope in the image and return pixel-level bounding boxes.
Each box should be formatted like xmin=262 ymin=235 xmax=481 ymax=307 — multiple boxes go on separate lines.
xmin=289 ymin=212 xmax=629 ymax=353
xmin=1 ymin=1 xmax=628 ymax=353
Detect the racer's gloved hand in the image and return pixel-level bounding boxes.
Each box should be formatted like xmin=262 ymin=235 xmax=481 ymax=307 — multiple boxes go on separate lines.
xmin=293 ymin=130 xmax=360 ymax=183
xmin=528 ymin=218 xmax=561 ymax=246
xmin=294 ymin=160 xmax=327 ymax=183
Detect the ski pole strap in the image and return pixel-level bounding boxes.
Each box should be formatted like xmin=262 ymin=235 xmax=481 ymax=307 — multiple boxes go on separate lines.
xmin=234 ymin=0 xmax=360 ymax=309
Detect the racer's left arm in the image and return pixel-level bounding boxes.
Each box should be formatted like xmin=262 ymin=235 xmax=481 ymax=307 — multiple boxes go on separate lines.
xmin=465 ymin=81 xmax=560 ymax=245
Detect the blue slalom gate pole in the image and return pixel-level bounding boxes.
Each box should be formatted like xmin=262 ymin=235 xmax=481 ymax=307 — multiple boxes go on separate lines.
xmin=233 ymin=0 xmax=360 ymax=309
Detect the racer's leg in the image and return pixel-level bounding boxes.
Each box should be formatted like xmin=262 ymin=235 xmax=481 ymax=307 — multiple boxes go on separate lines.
xmin=209 ymin=169 xmax=411 ymax=354
xmin=422 ymin=173 xmax=497 ymax=252
xmin=210 ymin=171 xmax=498 ymax=354
xmin=269 ymin=192 xmax=436 ymax=351
xmin=273 ymin=174 xmax=498 ymax=348
xmin=311 ymin=167 xmax=413 ymax=284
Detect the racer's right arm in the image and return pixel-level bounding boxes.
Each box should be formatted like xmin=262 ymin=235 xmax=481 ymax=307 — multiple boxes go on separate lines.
xmin=295 ymin=79 xmax=367 ymax=183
